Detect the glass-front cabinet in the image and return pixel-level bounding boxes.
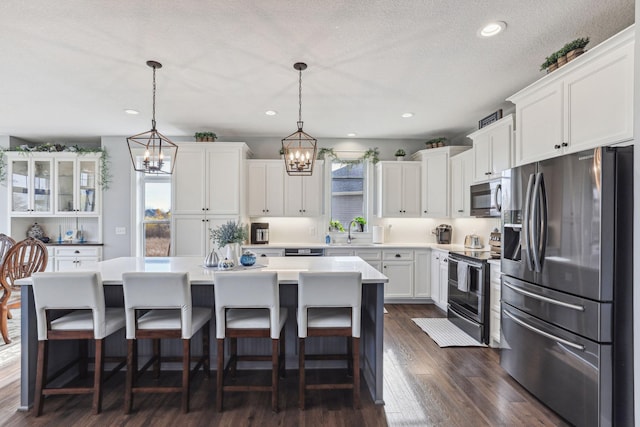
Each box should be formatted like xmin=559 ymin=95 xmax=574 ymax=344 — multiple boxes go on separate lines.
xmin=9 ymin=156 xmax=53 ymax=215
xmin=55 ymin=155 xmax=99 ymax=215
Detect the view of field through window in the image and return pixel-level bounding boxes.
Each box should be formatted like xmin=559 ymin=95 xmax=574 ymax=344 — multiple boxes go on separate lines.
xmin=144 ymin=180 xmax=171 ymax=256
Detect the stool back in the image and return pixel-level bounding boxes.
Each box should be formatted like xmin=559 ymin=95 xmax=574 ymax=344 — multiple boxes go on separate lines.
xmin=122 ymin=272 xmax=191 ymax=339
xmin=31 ymin=272 xmax=106 ymax=340
xmin=0 ymin=234 xmax=16 ymax=265
xmin=213 ymin=271 xmax=279 ymax=339
xmin=298 ymin=272 xmax=362 ymax=337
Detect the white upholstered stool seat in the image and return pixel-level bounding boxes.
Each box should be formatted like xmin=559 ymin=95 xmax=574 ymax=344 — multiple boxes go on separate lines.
xmin=122 ymin=272 xmax=211 ymax=414
xmin=31 ymin=272 xmax=125 ymax=417
xmin=214 ymin=271 xmax=286 ymax=412
xmin=297 ymin=271 xmax=362 ymax=410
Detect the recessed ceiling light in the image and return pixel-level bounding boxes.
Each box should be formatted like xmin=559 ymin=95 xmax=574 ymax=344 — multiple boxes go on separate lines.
xmin=347 ymin=133 xmax=357 ymax=137
xmin=401 ymin=112 xmax=414 ymax=118
xmin=124 ymin=109 xmax=139 ymax=115
xmin=265 ymin=110 xmax=277 ymax=116
xmin=478 ymin=21 xmax=506 ymax=37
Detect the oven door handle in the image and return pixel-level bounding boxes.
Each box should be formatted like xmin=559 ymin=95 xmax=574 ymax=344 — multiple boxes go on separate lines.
xmin=448 ymin=305 xmax=479 ymax=327
xmin=503 ymin=309 xmax=585 ymax=351
xmin=503 ymin=282 xmax=585 ymax=311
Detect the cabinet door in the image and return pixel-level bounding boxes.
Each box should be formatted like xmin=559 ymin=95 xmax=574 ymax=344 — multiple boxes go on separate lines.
xmin=515 ymin=82 xmax=563 ymax=165
xmin=76 ymin=158 xmax=99 ymax=215
xmin=55 ymin=258 xmax=78 ymax=271
xmin=422 ymin=153 xmax=448 ymax=217
xmin=401 ymin=163 xmax=421 ymax=217
xmin=472 ymin=133 xmax=492 ymax=182
xmin=9 ymin=158 xmax=53 ymax=215
xmin=300 ymin=163 xmax=323 ymax=216
xmin=438 ymin=257 xmax=449 ymax=311
xmin=379 ymin=163 xmax=403 ymax=217
xmin=489 ymin=121 xmax=512 ymax=178
xmin=173 ymin=148 xmax=207 ymax=215
xmin=265 ymin=162 xmax=285 ymax=216
xmin=55 ymin=159 xmax=76 ymax=214
xmin=383 ymin=261 xmax=414 ymax=299
xmin=247 ymin=162 xmax=268 ymax=216
xmin=208 ymin=149 xmax=240 ymax=215
xmin=414 ymin=250 xmax=431 ymax=297
xmin=565 ymin=42 xmax=634 ymax=152
xmin=451 ymin=151 xmax=472 ymax=217
xmin=430 ymin=252 xmax=441 ymax=304
xmin=172 ymin=215 xmax=208 ymax=256
xmin=9 ymin=158 xmax=31 ymax=213
xmin=284 ymin=174 xmax=303 ymax=215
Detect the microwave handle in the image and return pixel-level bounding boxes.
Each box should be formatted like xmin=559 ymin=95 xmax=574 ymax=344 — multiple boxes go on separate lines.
xmin=494 ymin=183 xmax=502 ymax=212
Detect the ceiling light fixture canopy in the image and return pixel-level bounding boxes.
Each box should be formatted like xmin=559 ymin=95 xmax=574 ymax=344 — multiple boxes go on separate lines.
xmin=127 ymin=60 xmax=178 ymax=175
xmin=282 ymin=62 xmax=317 ymax=176
xmin=479 ymin=21 xmax=506 ymax=37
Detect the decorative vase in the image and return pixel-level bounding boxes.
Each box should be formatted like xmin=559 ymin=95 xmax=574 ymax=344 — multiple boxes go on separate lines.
xmin=217 ymin=257 xmax=235 ymax=270
xmin=204 ymin=248 xmax=219 ymax=267
xmin=396 ymin=156 xmax=404 ymax=161
xmin=547 ymin=62 xmax=559 ymax=73
xmin=27 ymin=222 xmax=45 ymax=240
xmin=224 ymin=243 xmax=240 ymax=266
xmin=557 ymin=54 xmax=567 ymax=67
xmin=567 ymin=48 xmax=584 ymax=62
xmin=240 ymin=250 xmax=256 ymax=266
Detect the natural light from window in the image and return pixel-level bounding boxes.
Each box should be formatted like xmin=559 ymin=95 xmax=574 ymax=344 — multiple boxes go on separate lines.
xmin=330 ymin=161 xmax=366 ymax=231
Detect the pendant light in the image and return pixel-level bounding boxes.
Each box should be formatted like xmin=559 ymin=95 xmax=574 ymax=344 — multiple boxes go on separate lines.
xmin=282 ymin=62 xmax=317 ymax=176
xmin=127 ymin=60 xmax=178 ymax=174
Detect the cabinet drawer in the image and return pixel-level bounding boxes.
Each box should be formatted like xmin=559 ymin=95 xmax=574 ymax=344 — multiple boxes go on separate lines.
xmin=354 ymin=249 xmax=382 ymax=261
xmin=382 ymin=250 xmax=413 ymax=261
xmin=54 ymin=246 xmax=101 ymax=257
xmin=250 ymin=249 xmax=284 ymax=258
xmin=325 ymin=248 xmax=354 ymax=256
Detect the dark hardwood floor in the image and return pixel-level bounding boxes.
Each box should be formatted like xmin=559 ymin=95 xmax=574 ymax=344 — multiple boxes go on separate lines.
xmin=0 ymin=304 xmax=568 ymax=426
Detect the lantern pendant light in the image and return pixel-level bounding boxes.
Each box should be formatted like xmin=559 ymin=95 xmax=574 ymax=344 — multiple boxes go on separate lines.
xmin=281 ymin=62 xmax=317 ymax=176
xmin=127 ymin=60 xmax=178 ymax=174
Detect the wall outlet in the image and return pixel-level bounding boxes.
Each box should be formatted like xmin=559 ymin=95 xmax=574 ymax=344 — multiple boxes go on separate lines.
xmin=115 ymin=227 xmax=126 ymax=235
xmin=309 ymin=226 xmax=316 ymax=236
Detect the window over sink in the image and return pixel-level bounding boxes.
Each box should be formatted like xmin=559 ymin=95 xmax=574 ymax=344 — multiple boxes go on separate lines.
xmin=330 ymin=161 xmax=367 ymax=230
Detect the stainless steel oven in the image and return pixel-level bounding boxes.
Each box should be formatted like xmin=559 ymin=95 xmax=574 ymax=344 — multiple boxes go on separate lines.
xmin=447 ymin=251 xmax=490 ymax=344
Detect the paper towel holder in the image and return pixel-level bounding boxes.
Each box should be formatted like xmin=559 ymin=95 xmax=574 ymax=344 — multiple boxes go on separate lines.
xmin=372 ymin=225 xmax=384 ymax=244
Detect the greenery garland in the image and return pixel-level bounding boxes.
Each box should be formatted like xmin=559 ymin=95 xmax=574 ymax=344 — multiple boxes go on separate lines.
xmin=317 ymin=147 xmax=380 ymax=165
xmin=0 ymin=143 xmax=112 ymax=190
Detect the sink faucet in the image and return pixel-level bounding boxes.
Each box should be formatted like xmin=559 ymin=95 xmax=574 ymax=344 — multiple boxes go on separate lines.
xmin=347 ymin=220 xmax=357 ymax=244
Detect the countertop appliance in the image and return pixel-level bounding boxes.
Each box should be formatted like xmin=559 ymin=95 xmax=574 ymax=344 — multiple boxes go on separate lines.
xmin=488 ymin=229 xmax=501 ymax=259
xmin=284 ymin=248 xmax=324 ymax=256
xmin=432 ymin=224 xmax=452 ymax=244
xmin=463 ymin=234 xmax=482 ymax=249
xmin=250 ymin=223 xmax=269 ymax=244
xmin=447 ymin=250 xmax=490 ymax=344
xmin=500 ymin=146 xmax=633 ymax=426
xmin=470 ymin=179 xmax=502 ymax=217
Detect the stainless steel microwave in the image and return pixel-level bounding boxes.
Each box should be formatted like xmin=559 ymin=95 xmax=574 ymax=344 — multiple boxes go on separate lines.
xmin=470 ymin=179 xmax=502 ymax=217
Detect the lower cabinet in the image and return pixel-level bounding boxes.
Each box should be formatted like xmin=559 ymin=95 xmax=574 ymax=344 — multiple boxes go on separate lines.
xmin=489 ymin=260 xmax=501 ymax=348
xmin=382 ymin=250 xmax=414 ymax=299
xmin=243 ymin=247 xmax=284 ymax=258
xmin=430 ymin=249 xmax=449 ymax=311
xmin=52 ymin=246 xmax=102 ymax=272
xmin=413 ymin=250 xmax=431 ymax=298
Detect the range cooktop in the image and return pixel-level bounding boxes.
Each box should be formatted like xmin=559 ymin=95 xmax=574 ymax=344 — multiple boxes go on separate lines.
xmin=449 ymin=250 xmax=493 ymax=262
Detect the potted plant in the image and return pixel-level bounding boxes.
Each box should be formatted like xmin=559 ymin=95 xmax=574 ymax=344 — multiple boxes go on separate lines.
xmin=353 ymin=216 xmax=367 ymax=232
xmin=205 ymin=132 xmax=217 ymax=142
xmin=209 ymin=220 xmax=248 ymax=264
xmin=394 ymin=149 xmax=406 ymax=161
xmin=194 ymin=132 xmax=204 ymax=142
xmin=540 ymin=51 xmax=559 ymax=73
xmin=329 ymin=219 xmax=345 ymax=232
xmin=565 ymin=37 xmax=589 ymax=61
xmin=425 ymin=137 xmax=447 ymax=149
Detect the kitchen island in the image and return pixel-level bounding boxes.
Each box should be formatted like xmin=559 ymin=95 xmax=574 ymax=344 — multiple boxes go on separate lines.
xmin=18 ymin=256 xmax=388 ymax=409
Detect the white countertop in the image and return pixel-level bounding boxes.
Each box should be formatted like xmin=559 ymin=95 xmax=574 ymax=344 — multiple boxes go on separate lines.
xmin=243 ymin=242 xmax=469 ymax=252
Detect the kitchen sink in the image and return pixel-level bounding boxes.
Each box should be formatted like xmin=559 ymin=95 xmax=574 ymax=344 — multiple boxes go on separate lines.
xmin=330 ymin=243 xmax=376 ymax=247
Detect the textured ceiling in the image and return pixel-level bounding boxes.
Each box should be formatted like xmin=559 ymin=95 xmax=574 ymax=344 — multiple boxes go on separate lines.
xmin=0 ymin=0 xmax=634 ymax=144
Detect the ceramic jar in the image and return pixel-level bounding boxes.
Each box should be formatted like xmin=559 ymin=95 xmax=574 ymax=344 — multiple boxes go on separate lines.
xmin=240 ymin=250 xmax=256 ymax=266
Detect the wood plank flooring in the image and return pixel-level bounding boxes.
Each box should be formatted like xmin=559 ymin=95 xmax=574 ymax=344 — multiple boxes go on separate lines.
xmin=0 ymin=304 xmax=568 ymax=426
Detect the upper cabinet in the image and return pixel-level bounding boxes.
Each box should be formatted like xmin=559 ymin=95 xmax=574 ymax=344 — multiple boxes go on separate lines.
xmin=54 ymin=154 xmax=101 ymax=215
xmin=247 ymin=160 xmax=285 ymax=217
xmin=376 ymin=161 xmax=421 ymax=218
xmin=508 ymin=26 xmax=634 ymax=166
xmin=412 ymin=146 xmax=469 ymax=218
xmin=284 ymin=160 xmax=324 ymax=217
xmin=468 ymin=115 xmax=513 ymax=182
xmin=450 ymin=149 xmax=474 ymax=218
xmin=7 ymin=154 xmax=53 ymax=215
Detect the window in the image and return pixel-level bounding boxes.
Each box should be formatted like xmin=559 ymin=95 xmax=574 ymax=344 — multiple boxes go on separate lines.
xmin=330 ymin=161 xmax=366 ymax=229
xmin=141 ymin=175 xmax=171 ymax=256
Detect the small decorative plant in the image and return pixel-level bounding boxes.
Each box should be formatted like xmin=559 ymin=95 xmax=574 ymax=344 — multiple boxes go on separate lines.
xmin=540 ymin=37 xmax=589 ymax=72
xmin=209 ymin=221 xmax=249 ymax=248
xmin=195 ymin=132 xmax=217 ymax=142
xmin=425 ymin=137 xmax=447 ymax=148
xmin=329 ymin=219 xmax=345 ymax=232
xmin=394 ymin=149 xmax=406 ymax=157
xmin=353 ymin=216 xmax=367 ymax=231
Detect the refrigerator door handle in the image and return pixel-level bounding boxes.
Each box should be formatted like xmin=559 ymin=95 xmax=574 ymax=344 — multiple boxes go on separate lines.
xmin=502 ymin=309 xmax=585 ymax=351
xmin=523 ymin=174 xmax=535 ymax=271
xmin=531 ymin=173 xmax=544 ymax=272
xmin=537 ymin=173 xmax=548 ymax=271
xmin=503 ymin=281 xmax=585 ymax=311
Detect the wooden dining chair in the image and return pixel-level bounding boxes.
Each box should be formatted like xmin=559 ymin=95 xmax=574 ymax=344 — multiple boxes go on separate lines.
xmin=0 ymin=234 xmax=16 ymax=265
xmin=297 ymin=271 xmax=362 ymax=410
xmin=213 ymin=271 xmax=287 ymax=412
xmin=0 ymin=237 xmax=48 ymax=344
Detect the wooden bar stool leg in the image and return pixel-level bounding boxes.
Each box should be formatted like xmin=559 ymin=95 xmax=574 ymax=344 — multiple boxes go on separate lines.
xmin=230 ymin=337 xmax=238 ymax=377
xmin=182 ymin=339 xmax=190 ymax=413
xmin=203 ymin=322 xmax=210 ymax=377
xmin=279 ymin=329 xmax=286 ymax=378
xmin=79 ymin=339 xmax=88 ymax=378
xmin=0 ymin=304 xmax=11 ymax=344
xmin=299 ymin=338 xmax=305 ymax=410
xmin=153 ymin=338 xmax=161 ymax=379
xmin=271 ymin=339 xmax=279 ymax=413
xmin=124 ymin=339 xmax=135 ymax=414
xmin=216 ymin=338 xmax=224 ymax=412
xmin=92 ymin=339 xmax=104 ymax=414
xmin=347 ymin=337 xmax=353 ymax=376
xmin=353 ymin=337 xmax=361 ymax=409
xmin=34 ymin=340 xmax=47 ymax=417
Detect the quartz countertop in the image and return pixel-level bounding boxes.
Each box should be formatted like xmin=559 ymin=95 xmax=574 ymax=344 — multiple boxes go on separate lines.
xmin=243 ymin=242 xmax=472 ymax=252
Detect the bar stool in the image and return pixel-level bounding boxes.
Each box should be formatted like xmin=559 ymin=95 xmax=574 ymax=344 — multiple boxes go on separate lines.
xmin=213 ymin=271 xmax=287 ymax=412
xmin=31 ymin=272 xmax=126 ymax=416
xmin=122 ymin=272 xmax=211 ymax=414
xmin=297 ymin=271 xmax=362 ymax=410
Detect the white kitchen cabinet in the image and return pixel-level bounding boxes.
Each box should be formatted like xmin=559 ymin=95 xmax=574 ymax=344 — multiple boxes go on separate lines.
xmin=53 ymin=245 xmax=102 ymax=272
xmin=172 ymin=216 xmax=234 ymax=257
xmin=430 ymin=249 xmax=449 ymax=311
xmin=7 ymin=154 xmax=54 ymax=215
xmin=412 ymin=147 xmax=469 ymax=218
xmin=376 ymin=162 xmax=421 ymax=217
xmin=382 ymin=249 xmax=414 ymax=299
xmin=356 ymin=248 xmax=382 ymax=272
xmin=450 ymin=150 xmax=474 ymax=218
xmin=284 ymin=160 xmax=323 ymax=217
xmin=468 ymin=115 xmax=513 ymax=183
xmin=247 ymin=160 xmax=284 ymax=217
xmin=413 ymin=249 xmax=431 ymax=298
xmin=489 ymin=260 xmax=501 ymax=348
xmin=243 ymin=247 xmax=285 ymax=258
xmin=508 ymin=26 xmax=634 ymax=166
xmin=54 ymin=154 xmax=101 ymax=215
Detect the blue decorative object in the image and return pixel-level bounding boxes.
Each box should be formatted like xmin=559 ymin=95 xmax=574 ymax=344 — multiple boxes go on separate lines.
xmin=240 ymin=250 xmax=256 ymax=266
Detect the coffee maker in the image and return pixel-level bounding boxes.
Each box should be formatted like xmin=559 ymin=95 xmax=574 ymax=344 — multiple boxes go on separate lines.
xmin=250 ymin=223 xmax=269 ymax=244
xmin=432 ymin=224 xmax=452 ymax=244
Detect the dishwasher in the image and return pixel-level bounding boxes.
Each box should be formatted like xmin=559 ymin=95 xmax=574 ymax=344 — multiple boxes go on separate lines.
xmin=284 ymin=248 xmax=325 ymax=257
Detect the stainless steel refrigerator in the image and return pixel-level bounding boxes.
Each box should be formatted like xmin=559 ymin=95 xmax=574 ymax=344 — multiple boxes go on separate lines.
xmin=500 ymin=146 xmax=633 ymax=427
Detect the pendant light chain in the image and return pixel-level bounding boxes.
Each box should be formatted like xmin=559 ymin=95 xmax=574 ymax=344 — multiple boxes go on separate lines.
xmin=298 ymin=67 xmax=302 ymax=126
xmin=151 ymin=64 xmax=157 ymax=130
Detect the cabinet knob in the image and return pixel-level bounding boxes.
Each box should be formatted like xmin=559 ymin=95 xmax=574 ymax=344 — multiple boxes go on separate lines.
xmin=260 ymin=254 xmax=267 ymax=257
xmin=444 ymin=259 xmax=448 ymax=263
xmin=554 ymin=144 xmax=561 ymax=149
xmin=395 ymin=253 xmax=401 ymax=258
xmin=202 ymin=219 xmax=205 ymax=222
xmin=74 ymin=250 xmax=80 ymax=254
xmin=383 ymin=265 xmax=387 ymax=269
xmin=302 ymin=209 xmax=306 ymax=213
xmin=424 ymin=210 xmax=427 ymax=213
xmin=202 ymin=208 xmax=205 ymax=211
xmin=562 ymin=142 xmax=568 ymax=147
xmin=458 ymin=209 xmax=463 ymax=212
xmin=485 ymin=172 xmax=491 ymax=175
xmin=266 ymin=209 xmax=269 ymax=213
